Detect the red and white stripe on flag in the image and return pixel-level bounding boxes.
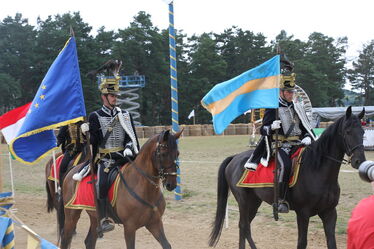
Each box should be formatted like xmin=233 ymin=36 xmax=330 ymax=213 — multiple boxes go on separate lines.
xmin=0 ymin=103 xmax=31 ymax=144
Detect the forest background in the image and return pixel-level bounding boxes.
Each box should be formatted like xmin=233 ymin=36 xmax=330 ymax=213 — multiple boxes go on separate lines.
xmin=1 ymin=12 xmax=373 ymax=125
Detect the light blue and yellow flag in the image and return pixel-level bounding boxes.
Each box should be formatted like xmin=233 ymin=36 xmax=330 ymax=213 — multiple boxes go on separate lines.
xmin=10 ymin=37 xmax=86 ymax=164
xmin=201 ymin=55 xmax=280 ymax=134
xmin=0 ymin=217 xmax=15 ymax=249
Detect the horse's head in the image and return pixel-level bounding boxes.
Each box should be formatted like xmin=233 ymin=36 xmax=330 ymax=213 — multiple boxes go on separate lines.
xmin=342 ymin=106 xmax=366 ymax=169
xmin=153 ymin=129 xmax=183 ymax=191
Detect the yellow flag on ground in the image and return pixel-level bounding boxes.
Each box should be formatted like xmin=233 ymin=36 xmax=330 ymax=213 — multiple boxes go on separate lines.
xmin=26 ymin=234 xmax=39 ymax=249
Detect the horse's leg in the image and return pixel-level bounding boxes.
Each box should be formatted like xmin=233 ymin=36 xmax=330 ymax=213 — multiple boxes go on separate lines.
xmin=84 ymin=211 xmax=99 ymax=249
xmin=60 ymin=209 xmax=82 ymax=249
xmin=318 ymin=208 xmax=337 ymax=249
xmin=296 ymin=211 xmax=310 ymax=249
xmin=124 ymin=226 xmax=136 ymax=249
xmin=146 ymin=218 xmax=171 ymax=249
xmin=238 ymin=193 xmax=261 ymax=249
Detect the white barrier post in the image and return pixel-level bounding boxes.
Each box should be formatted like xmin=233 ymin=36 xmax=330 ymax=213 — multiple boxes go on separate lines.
xmin=8 ymin=153 xmax=15 ymax=197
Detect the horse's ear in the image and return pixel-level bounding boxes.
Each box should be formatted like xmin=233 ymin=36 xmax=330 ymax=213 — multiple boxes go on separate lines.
xmin=346 ymin=106 xmax=352 ymax=119
xmin=358 ymin=107 xmax=365 ymax=119
xmin=162 ymin=130 xmax=170 ymax=142
xmin=174 ymin=128 xmax=184 ymax=140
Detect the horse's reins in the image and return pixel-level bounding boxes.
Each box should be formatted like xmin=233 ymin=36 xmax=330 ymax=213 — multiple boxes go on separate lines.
xmin=116 ymin=166 xmax=163 ymax=211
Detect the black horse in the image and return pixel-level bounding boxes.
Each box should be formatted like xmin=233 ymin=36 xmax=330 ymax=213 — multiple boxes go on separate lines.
xmin=209 ymin=106 xmax=366 ymax=249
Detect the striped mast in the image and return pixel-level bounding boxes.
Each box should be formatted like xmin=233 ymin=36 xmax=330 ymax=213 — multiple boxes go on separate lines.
xmin=168 ymin=1 xmax=182 ymax=200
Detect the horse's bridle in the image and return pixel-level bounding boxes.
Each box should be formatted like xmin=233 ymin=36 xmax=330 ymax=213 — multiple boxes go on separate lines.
xmin=342 ymin=133 xmax=364 ymax=157
xmin=154 ymin=138 xmax=178 ymax=181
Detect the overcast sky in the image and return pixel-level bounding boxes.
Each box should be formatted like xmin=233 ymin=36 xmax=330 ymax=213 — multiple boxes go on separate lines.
xmin=1 ymin=0 xmax=373 ymax=60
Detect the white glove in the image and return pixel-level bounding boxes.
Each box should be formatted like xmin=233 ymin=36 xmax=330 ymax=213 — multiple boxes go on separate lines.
xmin=80 ymin=123 xmax=89 ymax=134
xmin=123 ymin=148 xmax=133 ymax=157
xmin=301 ymin=137 xmax=312 ymax=145
xmin=271 ymin=120 xmax=282 ymax=130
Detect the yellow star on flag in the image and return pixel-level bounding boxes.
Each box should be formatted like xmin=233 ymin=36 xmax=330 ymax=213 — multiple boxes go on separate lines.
xmin=34 ymin=103 xmax=39 ymax=108
xmin=40 ymin=95 xmax=45 ymax=100
xmin=41 ymin=85 xmax=46 ymax=90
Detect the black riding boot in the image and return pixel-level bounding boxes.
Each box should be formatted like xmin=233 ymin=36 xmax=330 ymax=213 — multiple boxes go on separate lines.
xmin=97 ymin=198 xmax=114 ymax=235
xmin=278 ymin=182 xmax=289 ymax=213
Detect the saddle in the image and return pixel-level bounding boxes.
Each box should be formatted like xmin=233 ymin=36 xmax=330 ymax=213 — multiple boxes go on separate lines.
xmin=237 ymin=147 xmax=305 ymax=188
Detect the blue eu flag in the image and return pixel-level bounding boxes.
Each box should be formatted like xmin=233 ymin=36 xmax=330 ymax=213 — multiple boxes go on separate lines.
xmin=10 ymin=37 xmax=86 ymax=164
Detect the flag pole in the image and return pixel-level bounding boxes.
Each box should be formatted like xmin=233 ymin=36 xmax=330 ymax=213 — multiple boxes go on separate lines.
xmin=273 ymin=109 xmax=279 ymax=221
xmin=167 ymin=1 xmax=182 ymax=200
xmin=273 ymin=46 xmax=282 ymax=221
xmin=70 ymin=26 xmax=75 ymax=37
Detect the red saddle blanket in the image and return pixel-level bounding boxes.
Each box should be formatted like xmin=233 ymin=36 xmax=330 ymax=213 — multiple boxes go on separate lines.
xmin=65 ymin=175 xmax=121 ymax=211
xmin=47 ymin=154 xmax=64 ymax=183
xmin=236 ymin=147 xmax=305 ymax=188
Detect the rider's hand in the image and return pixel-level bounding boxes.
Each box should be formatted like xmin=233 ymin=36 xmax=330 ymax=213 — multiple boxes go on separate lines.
xmin=123 ymin=148 xmax=133 ymax=157
xmin=80 ymin=123 xmax=89 ymax=134
xmin=301 ymin=136 xmax=312 ymax=145
xmin=271 ymin=120 xmax=282 ymax=130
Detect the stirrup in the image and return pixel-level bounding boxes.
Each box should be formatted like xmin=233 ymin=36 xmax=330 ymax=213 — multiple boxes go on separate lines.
xmin=277 ymin=201 xmax=290 ymax=213
xmin=97 ymin=218 xmax=115 ymax=234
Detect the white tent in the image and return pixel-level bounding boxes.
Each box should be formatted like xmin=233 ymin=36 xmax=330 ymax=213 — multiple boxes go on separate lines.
xmin=312 ymin=106 xmax=374 ymax=120
xmin=311 ymin=106 xmax=374 ymax=150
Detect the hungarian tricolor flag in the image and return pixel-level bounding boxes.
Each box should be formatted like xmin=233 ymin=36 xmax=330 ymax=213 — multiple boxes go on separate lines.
xmin=0 ymin=103 xmax=31 ymax=144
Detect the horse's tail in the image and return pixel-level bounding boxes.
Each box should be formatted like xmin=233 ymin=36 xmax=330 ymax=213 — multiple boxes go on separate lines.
xmin=46 ymin=181 xmax=54 ymax=213
xmin=56 ymin=193 xmax=65 ymax=242
xmin=209 ymin=155 xmax=234 ymax=247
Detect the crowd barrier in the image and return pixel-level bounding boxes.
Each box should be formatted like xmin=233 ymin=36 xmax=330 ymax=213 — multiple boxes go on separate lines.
xmin=135 ymin=122 xmax=365 ymax=138
xmin=1 ymin=123 xmax=374 ymax=142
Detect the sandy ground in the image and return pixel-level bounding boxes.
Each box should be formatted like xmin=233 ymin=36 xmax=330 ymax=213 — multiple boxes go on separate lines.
xmin=12 ymin=193 xmax=347 ymax=249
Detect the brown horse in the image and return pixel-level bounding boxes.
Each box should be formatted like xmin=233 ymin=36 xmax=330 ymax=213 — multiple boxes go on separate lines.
xmin=54 ymin=130 xmax=181 ymax=249
xmin=45 ymin=147 xmax=89 ymax=213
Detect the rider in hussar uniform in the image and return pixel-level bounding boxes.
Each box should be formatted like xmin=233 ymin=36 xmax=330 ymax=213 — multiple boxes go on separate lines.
xmin=244 ymin=72 xmax=316 ymax=213
xmin=57 ymin=121 xmax=86 ymax=184
xmin=74 ymin=60 xmax=140 ymax=234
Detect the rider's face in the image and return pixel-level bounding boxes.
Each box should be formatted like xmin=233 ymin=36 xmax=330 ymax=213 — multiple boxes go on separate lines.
xmin=102 ymin=94 xmax=118 ymax=108
xmin=281 ymin=90 xmax=295 ymax=102
xmin=108 ymin=94 xmax=118 ymax=106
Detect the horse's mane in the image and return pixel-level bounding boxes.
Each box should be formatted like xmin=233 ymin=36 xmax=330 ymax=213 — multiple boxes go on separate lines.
xmin=303 ymin=116 xmax=344 ymax=169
